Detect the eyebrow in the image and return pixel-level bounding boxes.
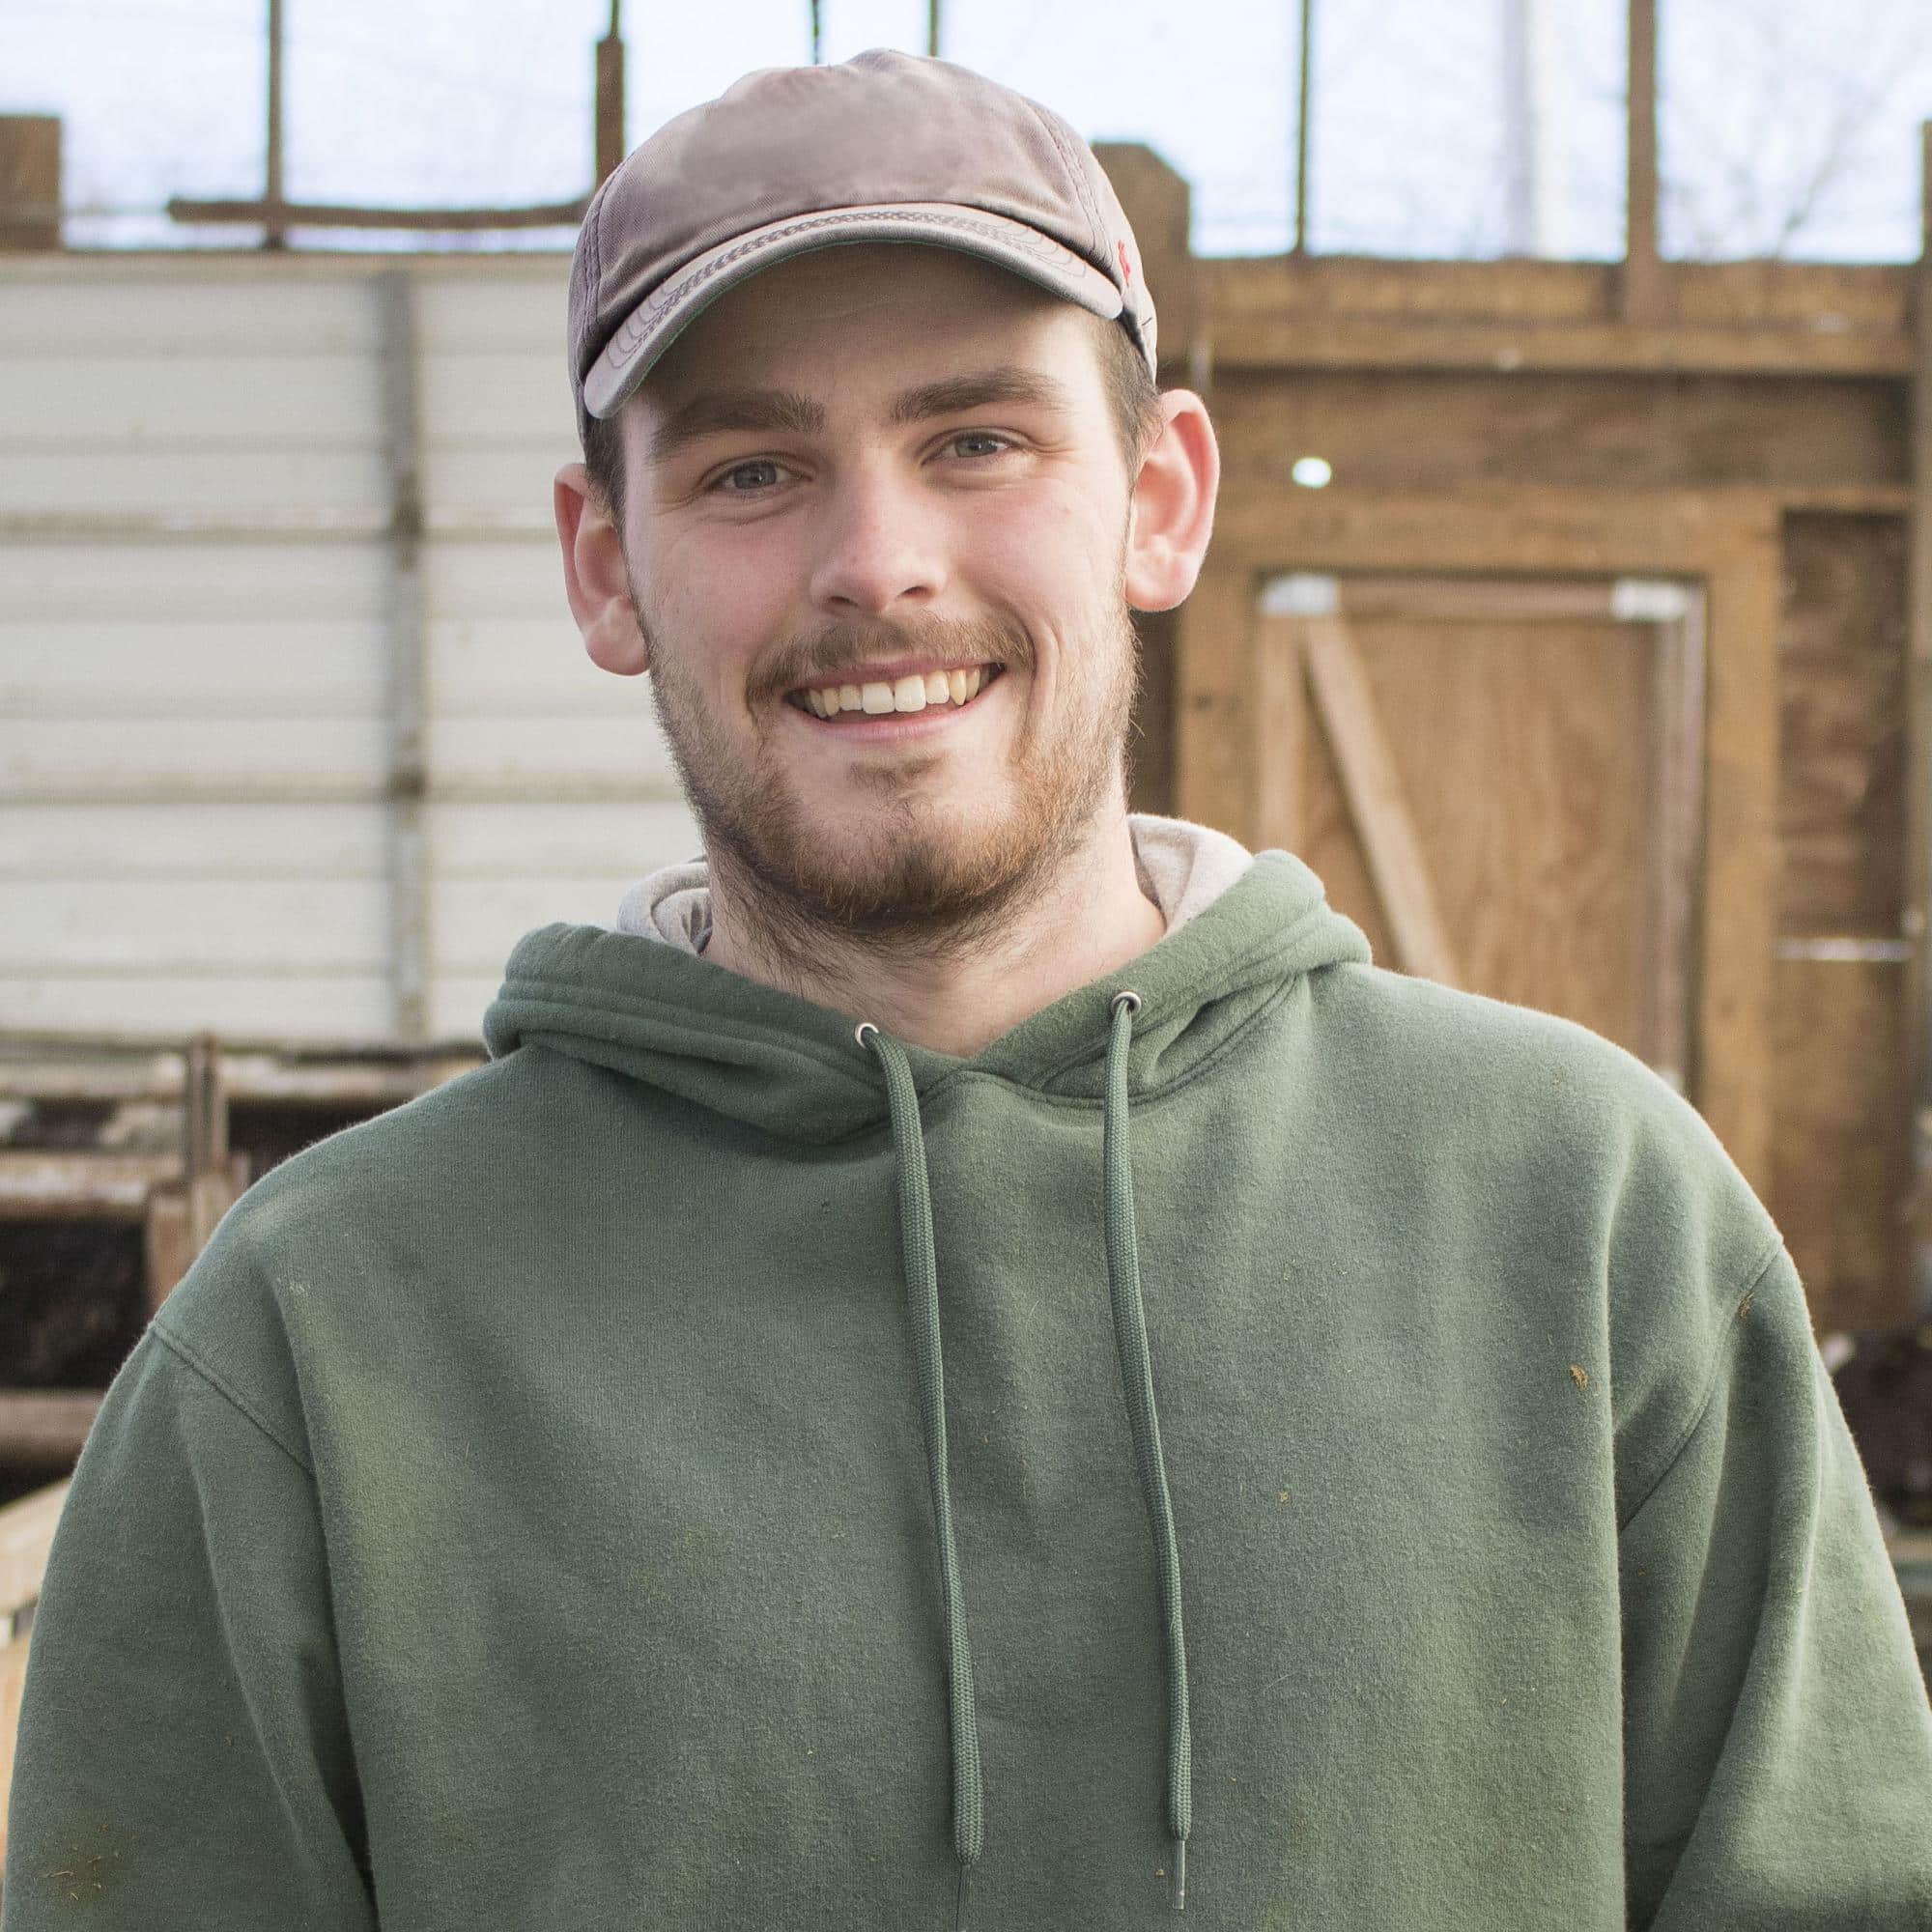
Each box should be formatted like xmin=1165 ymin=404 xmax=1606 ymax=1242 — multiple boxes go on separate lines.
xmin=644 ymin=366 xmax=1077 ymax=466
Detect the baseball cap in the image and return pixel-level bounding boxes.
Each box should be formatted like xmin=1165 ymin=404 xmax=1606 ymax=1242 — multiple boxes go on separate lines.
xmin=567 ymin=47 xmax=1158 ymax=434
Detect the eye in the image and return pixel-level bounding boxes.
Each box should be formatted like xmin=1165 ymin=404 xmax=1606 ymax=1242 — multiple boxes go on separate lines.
xmin=710 ymin=458 xmax=787 ymax=496
xmin=945 ymin=432 xmax=1012 ymax=461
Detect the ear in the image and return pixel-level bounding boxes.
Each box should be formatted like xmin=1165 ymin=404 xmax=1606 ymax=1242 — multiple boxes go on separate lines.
xmin=1122 ymin=390 xmax=1219 ymax=613
xmin=554 ymin=460 xmax=651 ymax=675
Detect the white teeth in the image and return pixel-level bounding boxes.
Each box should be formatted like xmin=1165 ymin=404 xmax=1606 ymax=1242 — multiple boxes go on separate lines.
xmin=798 ymin=666 xmax=998 ymax=717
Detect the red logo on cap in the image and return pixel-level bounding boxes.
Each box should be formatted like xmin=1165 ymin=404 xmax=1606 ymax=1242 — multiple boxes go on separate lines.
xmin=1118 ymin=240 xmax=1132 ymax=284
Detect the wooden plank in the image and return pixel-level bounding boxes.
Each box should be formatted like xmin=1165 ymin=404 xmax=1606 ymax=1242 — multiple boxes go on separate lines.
xmin=1209 ymin=485 xmax=1779 ymax=577
xmin=1210 ymin=372 xmax=1906 ymax=500
xmin=1207 ymin=315 xmax=1907 ymax=380
xmin=1299 ymin=615 xmax=1461 ymax=986
xmin=1252 ymin=615 xmax=1305 ymax=853
xmin=0 ymin=1628 xmax=28 ymax=1860
xmin=0 ymin=1050 xmax=480 ymax=1106
xmin=1174 ymin=566 xmax=1261 ymax=842
xmin=0 ymin=1396 xmax=98 ymax=1466
xmin=1203 ymin=253 xmax=1909 ymax=335
xmin=1326 ymin=577 xmax=1624 ymax=624
xmin=0 ymin=1152 xmax=177 ymax=1219
xmin=0 ymin=1480 xmax=70 ymax=1621
xmin=167 ymin=196 xmax=587 ymax=232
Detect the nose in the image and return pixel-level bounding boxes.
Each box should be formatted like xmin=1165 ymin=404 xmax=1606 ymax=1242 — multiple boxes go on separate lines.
xmin=806 ymin=461 xmax=947 ymax=618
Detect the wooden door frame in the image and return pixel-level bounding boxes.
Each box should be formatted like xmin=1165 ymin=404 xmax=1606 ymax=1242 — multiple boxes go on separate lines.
xmin=1177 ymin=484 xmax=1782 ymax=1189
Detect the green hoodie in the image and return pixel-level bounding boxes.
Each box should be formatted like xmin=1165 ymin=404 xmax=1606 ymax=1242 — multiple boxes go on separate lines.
xmin=6 ymin=838 xmax=1930 ymax=1930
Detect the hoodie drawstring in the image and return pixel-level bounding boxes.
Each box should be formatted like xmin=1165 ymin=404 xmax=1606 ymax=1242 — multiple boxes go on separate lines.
xmin=1102 ymin=990 xmax=1192 ymax=1909
xmin=856 ymin=1020 xmax=985 ymax=1897
xmin=858 ymin=992 xmax=1192 ymax=1915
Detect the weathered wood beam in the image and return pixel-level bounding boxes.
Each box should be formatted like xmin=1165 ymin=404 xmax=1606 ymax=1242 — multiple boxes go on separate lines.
xmin=1298 ymin=615 xmax=1462 ymax=987
xmin=1205 ymin=314 xmax=1908 ymax=379
xmin=0 ymin=1397 xmax=97 ymax=1469
xmin=0 ymin=1152 xmax=178 ymax=1220
xmin=167 ymin=196 xmax=588 ymax=232
xmin=1905 ymin=121 xmax=1932 ymax=1303
xmin=0 ymin=116 xmax=60 ymax=251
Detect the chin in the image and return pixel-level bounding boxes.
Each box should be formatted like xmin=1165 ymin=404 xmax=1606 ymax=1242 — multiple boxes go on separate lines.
xmin=759 ymin=786 xmax=1057 ymax=939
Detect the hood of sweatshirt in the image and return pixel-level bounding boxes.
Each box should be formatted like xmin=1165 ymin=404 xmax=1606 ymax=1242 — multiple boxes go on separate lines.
xmin=479 ymin=821 xmax=1371 ymax=1917
xmin=482 ymin=822 xmax=1371 ymax=1147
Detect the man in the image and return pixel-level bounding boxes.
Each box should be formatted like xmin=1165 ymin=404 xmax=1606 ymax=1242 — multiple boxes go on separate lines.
xmin=6 ymin=47 xmax=1931 ymax=1932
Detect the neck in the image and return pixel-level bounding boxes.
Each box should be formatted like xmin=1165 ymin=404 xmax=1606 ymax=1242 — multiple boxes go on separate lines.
xmin=701 ymin=810 xmax=1167 ymax=1057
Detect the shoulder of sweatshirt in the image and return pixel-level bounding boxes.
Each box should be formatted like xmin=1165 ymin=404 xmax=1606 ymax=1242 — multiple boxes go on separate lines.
xmin=155 ymin=963 xmax=1788 ymax=1516
xmin=147 ymin=1048 xmax=559 ymax=1460
xmin=1308 ymin=959 xmax=1791 ymax=1504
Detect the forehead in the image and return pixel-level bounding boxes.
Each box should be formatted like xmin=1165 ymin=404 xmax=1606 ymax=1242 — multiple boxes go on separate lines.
xmin=627 ymin=243 xmax=1108 ymax=441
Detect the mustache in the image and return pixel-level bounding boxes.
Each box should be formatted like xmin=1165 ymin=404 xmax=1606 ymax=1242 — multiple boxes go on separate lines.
xmin=754 ymin=613 xmax=1034 ymax=701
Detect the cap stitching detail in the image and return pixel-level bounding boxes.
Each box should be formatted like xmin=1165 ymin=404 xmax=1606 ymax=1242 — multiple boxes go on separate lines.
xmin=599 ymin=206 xmax=1093 ymax=377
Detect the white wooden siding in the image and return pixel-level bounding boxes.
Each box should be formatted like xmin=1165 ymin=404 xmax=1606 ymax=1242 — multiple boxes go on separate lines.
xmin=0 ymin=255 xmax=699 ymax=1045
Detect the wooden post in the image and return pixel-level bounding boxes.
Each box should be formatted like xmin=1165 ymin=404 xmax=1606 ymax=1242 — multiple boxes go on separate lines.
xmin=1293 ymin=0 xmax=1314 ymax=254
xmin=1906 ymin=121 xmax=1932 ymax=1315
xmin=379 ymin=271 xmax=431 ymax=1047
xmin=1622 ymin=0 xmax=1665 ymax=321
xmin=0 ymin=116 xmax=60 ymax=251
xmin=928 ymin=0 xmax=943 ymax=57
xmin=146 ymin=1035 xmax=245 ymax=1312
xmin=595 ymin=1 xmax=626 ymax=186
xmin=264 ymin=0 xmax=286 ymax=248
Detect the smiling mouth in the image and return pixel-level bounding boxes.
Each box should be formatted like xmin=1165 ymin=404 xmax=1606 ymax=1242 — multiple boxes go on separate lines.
xmin=784 ymin=663 xmax=1007 ymax=720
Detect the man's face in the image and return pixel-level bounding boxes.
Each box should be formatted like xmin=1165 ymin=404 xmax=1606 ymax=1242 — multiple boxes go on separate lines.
xmin=607 ymin=243 xmax=1143 ymax=950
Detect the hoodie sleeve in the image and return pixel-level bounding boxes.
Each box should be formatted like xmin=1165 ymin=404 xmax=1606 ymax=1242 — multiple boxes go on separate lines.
xmin=1 ymin=1322 xmax=376 ymax=1930
xmin=1618 ymin=1239 xmax=1932 ymax=1929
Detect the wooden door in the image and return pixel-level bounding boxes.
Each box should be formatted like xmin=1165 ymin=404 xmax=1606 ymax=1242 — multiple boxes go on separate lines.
xmin=1254 ymin=573 xmax=1704 ymax=1086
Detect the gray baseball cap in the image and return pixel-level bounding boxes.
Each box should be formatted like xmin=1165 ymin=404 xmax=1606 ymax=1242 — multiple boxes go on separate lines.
xmin=568 ymin=47 xmax=1158 ymax=433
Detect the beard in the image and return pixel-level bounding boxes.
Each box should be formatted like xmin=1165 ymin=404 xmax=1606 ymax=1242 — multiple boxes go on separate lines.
xmin=634 ymin=562 xmax=1141 ymax=974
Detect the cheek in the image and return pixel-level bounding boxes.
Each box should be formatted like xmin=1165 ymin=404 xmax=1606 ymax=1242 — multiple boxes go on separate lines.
xmin=652 ymin=535 xmax=798 ymax=703
xmin=964 ymin=487 xmax=1116 ymax=608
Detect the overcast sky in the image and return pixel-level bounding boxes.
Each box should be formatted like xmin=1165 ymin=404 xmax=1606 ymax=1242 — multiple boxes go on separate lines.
xmin=4 ymin=0 xmax=1929 ymax=262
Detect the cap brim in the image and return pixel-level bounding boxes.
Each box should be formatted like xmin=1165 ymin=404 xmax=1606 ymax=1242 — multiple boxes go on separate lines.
xmin=582 ymin=201 xmax=1126 ymax=420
